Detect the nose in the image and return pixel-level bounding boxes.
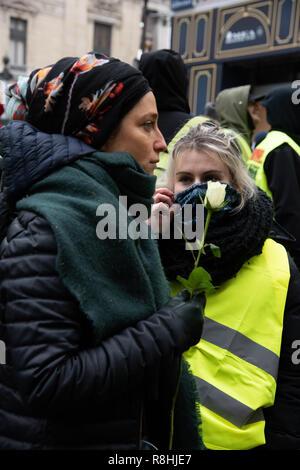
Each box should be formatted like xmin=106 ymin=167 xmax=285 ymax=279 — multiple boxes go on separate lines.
xmin=154 ymin=128 xmax=167 ymax=153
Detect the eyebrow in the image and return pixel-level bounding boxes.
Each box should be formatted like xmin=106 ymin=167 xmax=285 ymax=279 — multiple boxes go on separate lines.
xmin=141 ymin=112 xmax=158 ymax=119
xmin=176 ymin=170 xmax=223 ymax=177
xmin=176 ymin=171 xmax=193 ymax=177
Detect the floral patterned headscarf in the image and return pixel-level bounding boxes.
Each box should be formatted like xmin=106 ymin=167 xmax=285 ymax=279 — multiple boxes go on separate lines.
xmin=6 ymin=52 xmax=151 ymax=149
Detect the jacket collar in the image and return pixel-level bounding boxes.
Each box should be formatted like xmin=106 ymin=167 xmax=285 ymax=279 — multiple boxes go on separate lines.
xmin=0 ymin=120 xmax=95 ymax=201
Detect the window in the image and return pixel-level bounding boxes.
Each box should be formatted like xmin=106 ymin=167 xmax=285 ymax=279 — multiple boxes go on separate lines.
xmin=10 ymin=18 xmax=27 ymax=69
xmin=94 ymin=22 xmax=112 ymax=57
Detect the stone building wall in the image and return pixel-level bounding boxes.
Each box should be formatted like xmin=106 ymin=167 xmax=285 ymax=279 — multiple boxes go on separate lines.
xmin=0 ymin=0 xmax=171 ymax=80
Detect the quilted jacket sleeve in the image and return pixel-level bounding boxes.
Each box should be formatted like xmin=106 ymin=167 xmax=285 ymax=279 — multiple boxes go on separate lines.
xmin=0 ymin=211 xmax=190 ymax=415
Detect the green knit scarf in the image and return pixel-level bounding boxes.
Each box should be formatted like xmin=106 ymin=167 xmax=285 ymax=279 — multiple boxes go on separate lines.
xmin=17 ymin=151 xmax=171 ymax=343
xmin=16 ymin=151 xmax=204 ymax=449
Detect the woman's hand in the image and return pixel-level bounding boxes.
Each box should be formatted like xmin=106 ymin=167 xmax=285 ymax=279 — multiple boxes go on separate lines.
xmin=153 ymin=188 xmax=174 ymax=207
xmin=148 ymin=188 xmax=175 ymax=235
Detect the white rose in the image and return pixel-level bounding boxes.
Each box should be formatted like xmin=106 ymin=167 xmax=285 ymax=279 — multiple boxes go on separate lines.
xmin=204 ymin=181 xmax=226 ymax=210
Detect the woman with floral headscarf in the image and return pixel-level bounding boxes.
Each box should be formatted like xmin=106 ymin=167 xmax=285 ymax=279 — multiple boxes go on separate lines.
xmin=0 ymin=53 xmax=205 ymax=450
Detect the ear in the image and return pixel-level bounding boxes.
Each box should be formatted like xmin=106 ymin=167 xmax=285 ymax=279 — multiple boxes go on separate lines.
xmin=247 ymin=102 xmax=261 ymax=124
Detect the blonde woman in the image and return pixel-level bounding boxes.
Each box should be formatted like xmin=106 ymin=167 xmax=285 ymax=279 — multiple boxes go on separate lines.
xmin=154 ymin=122 xmax=300 ymax=450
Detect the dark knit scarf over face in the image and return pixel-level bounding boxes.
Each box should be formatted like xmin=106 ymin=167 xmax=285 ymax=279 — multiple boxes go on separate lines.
xmin=7 ymin=52 xmax=151 ymax=149
xmin=159 ymin=183 xmax=274 ymax=287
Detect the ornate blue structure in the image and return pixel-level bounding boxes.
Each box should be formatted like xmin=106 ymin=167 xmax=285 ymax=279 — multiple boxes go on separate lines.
xmin=171 ymin=0 xmax=300 ymax=114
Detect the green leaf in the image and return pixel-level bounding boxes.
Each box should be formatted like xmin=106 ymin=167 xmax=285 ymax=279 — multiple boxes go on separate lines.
xmin=205 ymin=283 xmax=217 ymax=294
xmin=176 ymin=275 xmax=193 ymax=295
xmin=177 ymin=269 xmax=216 ymax=296
xmin=188 ymin=267 xmax=217 ymax=294
xmin=209 ymin=243 xmax=221 ymax=258
xmin=189 ymin=266 xmax=211 ymax=281
xmin=187 ymin=267 xmax=212 ymax=288
xmin=192 ymin=284 xmax=216 ymax=296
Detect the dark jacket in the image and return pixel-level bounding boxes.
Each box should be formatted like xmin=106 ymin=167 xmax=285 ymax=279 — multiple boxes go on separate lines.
xmin=0 ymin=121 xmax=202 ymax=450
xmin=139 ymin=49 xmax=191 ymax=145
xmin=262 ymin=85 xmax=300 ymax=270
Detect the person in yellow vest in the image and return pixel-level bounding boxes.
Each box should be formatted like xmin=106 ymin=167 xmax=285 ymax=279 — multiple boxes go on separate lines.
xmin=247 ymin=84 xmax=300 ymax=271
xmin=215 ymin=85 xmax=270 ymax=164
xmin=152 ymin=122 xmax=300 ymax=450
xmin=247 ymin=89 xmax=271 ymax=150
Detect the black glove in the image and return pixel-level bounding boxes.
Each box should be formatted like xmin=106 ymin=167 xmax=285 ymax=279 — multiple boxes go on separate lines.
xmin=165 ymin=289 xmax=206 ymax=351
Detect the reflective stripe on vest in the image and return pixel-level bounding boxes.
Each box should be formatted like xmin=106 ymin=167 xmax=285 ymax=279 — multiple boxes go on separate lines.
xmin=247 ymin=131 xmax=300 ymax=199
xmin=170 ymin=238 xmax=290 ymax=450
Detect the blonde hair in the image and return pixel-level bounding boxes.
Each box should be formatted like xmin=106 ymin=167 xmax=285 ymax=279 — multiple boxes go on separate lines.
xmin=166 ymin=122 xmax=257 ymax=211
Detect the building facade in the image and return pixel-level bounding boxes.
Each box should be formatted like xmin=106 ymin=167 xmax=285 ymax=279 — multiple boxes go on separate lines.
xmin=171 ymin=0 xmax=300 ymax=114
xmin=0 ymin=0 xmax=171 ymax=82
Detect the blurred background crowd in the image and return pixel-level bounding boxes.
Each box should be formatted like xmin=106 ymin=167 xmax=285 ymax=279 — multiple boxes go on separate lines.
xmin=0 ymin=0 xmax=300 ymax=125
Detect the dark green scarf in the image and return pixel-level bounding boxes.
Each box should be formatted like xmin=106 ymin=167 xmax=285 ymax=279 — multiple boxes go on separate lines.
xmin=16 ymin=150 xmax=205 ymax=450
xmin=17 ymin=151 xmax=171 ymax=343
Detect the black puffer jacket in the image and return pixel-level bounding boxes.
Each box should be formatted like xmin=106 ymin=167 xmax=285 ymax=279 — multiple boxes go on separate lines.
xmin=0 ymin=121 xmax=203 ymax=450
xmin=0 ymin=211 xmax=197 ymax=449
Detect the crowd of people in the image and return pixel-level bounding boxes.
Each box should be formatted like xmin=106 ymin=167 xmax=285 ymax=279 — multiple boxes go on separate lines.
xmin=0 ymin=48 xmax=299 ymax=452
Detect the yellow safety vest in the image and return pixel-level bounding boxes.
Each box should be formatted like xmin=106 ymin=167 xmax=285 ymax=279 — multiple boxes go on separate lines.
xmin=247 ymin=131 xmax=300 ymax=200
xmin=170 ymin=238 xmax=290 ymax=450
